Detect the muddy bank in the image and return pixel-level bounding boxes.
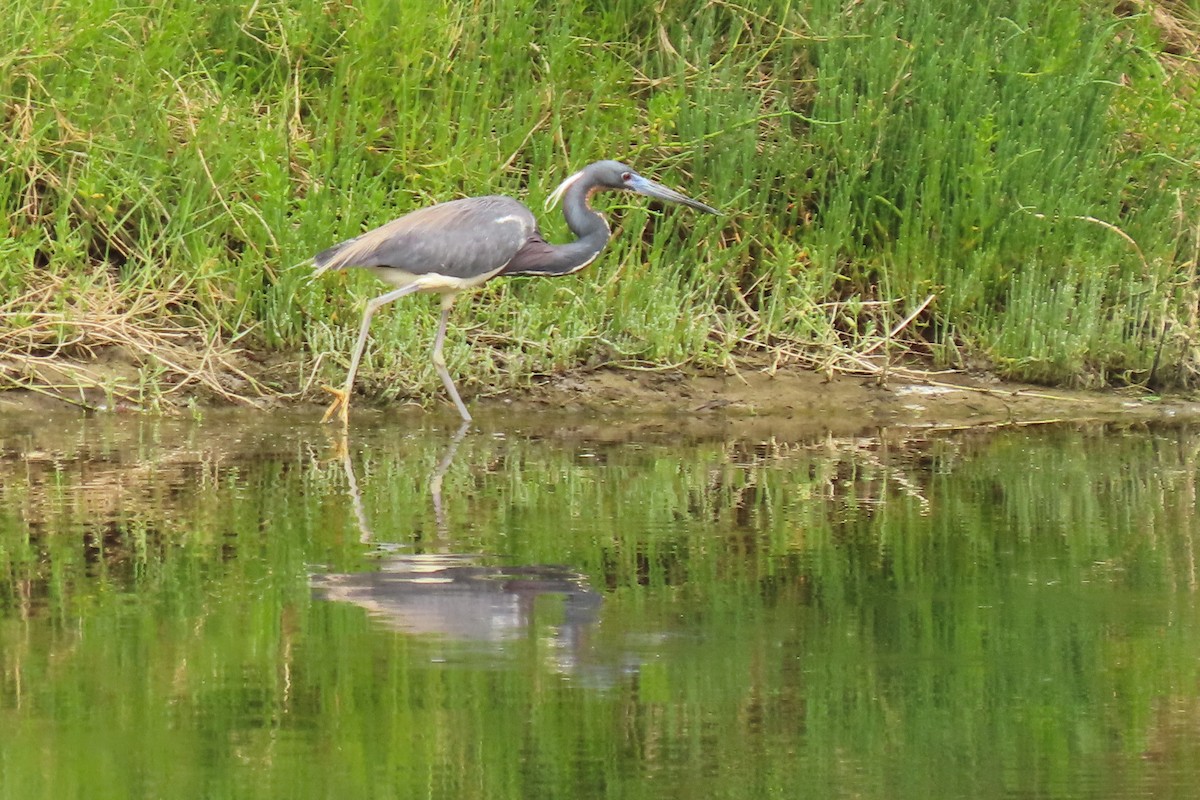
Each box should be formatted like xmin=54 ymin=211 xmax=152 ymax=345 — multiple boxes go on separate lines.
xmin=3 ymin=354 xmax=1198 ymax=437
xmin=486 ymin=365 xmax=1200 ymax=436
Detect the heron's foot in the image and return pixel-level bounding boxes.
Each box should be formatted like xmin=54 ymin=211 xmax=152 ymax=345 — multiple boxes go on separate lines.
xmin=320 ymin=385 xmax=350 ymax=426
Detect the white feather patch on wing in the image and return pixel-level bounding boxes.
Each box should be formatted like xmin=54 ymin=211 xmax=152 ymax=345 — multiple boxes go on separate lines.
xmin=544 ymin=169 xmax=585 ymax=211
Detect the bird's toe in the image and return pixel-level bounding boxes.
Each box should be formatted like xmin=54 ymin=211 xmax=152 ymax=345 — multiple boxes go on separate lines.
xmin=320 ymin=385 xmax=348 ymax=424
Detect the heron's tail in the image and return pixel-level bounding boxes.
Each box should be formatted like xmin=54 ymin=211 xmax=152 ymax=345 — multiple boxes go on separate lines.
xmin=308 ymin=239 xmax=354 ymax=283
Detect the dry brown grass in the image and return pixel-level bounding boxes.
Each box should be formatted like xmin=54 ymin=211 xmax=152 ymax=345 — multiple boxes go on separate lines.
xmin=1142 ymin=0 xmax=1200 ymax=77
xmin=0 ymin=273 xmax=288 ymax=411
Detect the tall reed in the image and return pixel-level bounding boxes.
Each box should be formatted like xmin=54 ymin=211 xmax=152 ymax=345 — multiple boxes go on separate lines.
xmin=1 ymin=0 xmax=1196 ymax=403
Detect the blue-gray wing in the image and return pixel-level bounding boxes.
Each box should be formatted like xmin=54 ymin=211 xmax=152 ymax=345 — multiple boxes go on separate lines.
xmin=312 ymin=196 xmax=539 ymax=281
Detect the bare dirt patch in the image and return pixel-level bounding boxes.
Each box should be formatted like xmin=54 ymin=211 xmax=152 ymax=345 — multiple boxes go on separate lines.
xmin=497 ymin=363 xmax=1200 ymax=435
xmin=2 ymin=348 xmax=1198 ymax=434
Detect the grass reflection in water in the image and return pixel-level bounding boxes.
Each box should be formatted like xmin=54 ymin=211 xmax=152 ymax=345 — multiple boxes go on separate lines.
xmin=1 ymin=412 xmax=1199 ymax=800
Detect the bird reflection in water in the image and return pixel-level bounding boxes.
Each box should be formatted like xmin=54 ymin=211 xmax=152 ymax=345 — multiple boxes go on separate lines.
xmin=311 ymin=556 xmax=601 ymax=654
xmin=311 ymin=426 xmax=603 ymax=671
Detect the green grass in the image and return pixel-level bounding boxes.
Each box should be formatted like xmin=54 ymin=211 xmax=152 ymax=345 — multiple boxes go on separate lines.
xmin=1 ymin=0 xmax=1197 ymax=405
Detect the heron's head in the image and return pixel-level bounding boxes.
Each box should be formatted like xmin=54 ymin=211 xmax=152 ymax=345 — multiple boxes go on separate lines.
xmin=546 ymin=160 xmax=719 ymax=215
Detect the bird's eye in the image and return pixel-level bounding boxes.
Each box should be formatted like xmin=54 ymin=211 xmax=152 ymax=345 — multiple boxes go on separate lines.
xmin=621 ymin=172 xmax=632 ymax=182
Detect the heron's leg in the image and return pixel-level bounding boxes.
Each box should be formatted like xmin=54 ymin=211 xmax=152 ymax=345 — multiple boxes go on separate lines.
xmin=322 ymin=284 xmax=421 ymax=425
xmin=431 ymin=295 xmax=472 ymax=423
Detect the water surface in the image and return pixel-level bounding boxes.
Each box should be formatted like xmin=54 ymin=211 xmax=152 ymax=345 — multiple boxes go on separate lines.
xmin=1 ymin=410 xmax=1198 ymax=799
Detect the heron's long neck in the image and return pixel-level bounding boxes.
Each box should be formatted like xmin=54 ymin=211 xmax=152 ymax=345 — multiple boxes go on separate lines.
xmin=563 ymin=182 xmax=610 ymax=243
xmin=503 ymin=180 xmax=613 ymax=278
xmin=544 ymin=182 xmax=611 ymax=274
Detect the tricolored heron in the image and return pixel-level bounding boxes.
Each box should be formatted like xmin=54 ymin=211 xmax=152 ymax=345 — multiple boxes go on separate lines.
xmin=311 ymin=160 xmax=719 ymax=425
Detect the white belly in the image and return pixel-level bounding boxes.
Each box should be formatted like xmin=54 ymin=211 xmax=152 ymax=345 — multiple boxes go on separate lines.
xmin=368 ymin=265 xmax=505 ymax=295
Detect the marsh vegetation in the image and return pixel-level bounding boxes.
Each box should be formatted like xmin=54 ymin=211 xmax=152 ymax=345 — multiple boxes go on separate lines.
xmin=1 ymin=0 xmax=1197 ymax=410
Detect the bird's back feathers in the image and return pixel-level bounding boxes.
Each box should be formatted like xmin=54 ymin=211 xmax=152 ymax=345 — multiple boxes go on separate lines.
xmin=312 ymin=196 xmax=540 ymax=281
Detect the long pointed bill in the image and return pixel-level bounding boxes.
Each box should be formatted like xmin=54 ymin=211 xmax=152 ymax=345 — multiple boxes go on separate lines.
xmin=628 ymin=175 xmax=720 ymax=215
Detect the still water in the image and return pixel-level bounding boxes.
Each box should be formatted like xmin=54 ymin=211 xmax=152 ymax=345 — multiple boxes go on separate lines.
xmin=1 ymin=409 xmax=1198 ymax=799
